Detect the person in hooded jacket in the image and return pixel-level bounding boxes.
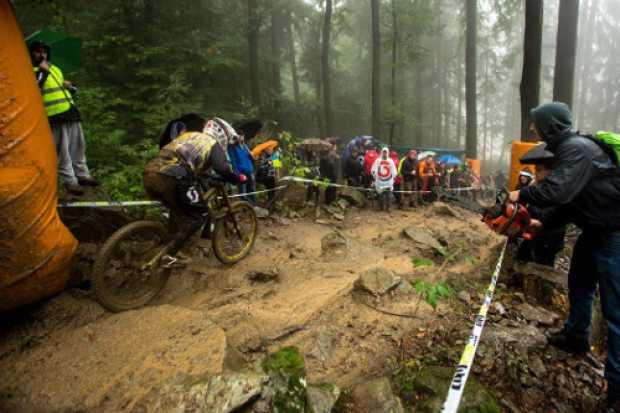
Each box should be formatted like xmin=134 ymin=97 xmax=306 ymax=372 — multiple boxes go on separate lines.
xmin=509 ymin=102 xmax=620 ymax=411
xmin=371 ymin=147 xmax=397 ymax=211
xmin=363 ymin=146 xmax=379 ymax=186
xmin=228 ymin=134 xmax=256 ymax=204
xmin=30 ymin=40 xmax=99 ymax=195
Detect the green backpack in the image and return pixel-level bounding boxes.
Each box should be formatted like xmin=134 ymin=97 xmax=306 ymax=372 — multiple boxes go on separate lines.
xmin=594 ymin=131 xmax=620 ymax=165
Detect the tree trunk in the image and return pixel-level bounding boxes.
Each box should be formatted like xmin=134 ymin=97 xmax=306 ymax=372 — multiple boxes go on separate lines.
xmin=270 ymin=1 xmax=283 ymax=108
xmin=247 ymin=0 xmax=261 ymax=107
xmin=553 ymin=0 xmax=579 ymax=109
xmin=483 ymin=59 xmax=489 ymax=162
xmin=577 ymin=0 xmax=595 ymax=129
xmin=389 ymin=0 xmax=398 ymax=146
xmin=465 ymin=0 xmax=477 ymax=159
xmin=322 ymin=0 xmax=334 ymax=136
xmin=414 ymin=64 xmax=425 ymax=146
xmin=371 ymin=0 xmax=381 ymax=139
xmin=457 ymin=60 xmax=464 ymax=148
xmin=435 ymin=0 xmax=444 ymax=146
xmin=288 ymin=16 xmax=301 ymax=107
xmin=520 ymin=0 xmax=543 ymax=142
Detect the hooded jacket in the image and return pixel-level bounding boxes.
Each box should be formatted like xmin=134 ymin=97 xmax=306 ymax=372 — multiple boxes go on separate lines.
xmin=519 ymin=102 xmax=620 ymax=232
xmin=364 ymin=149 xmax=379 ymax=176
xmin=371 ymin=148 xmax=397 ymax=191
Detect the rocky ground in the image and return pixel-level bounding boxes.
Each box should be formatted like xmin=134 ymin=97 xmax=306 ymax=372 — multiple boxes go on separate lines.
xmin=0 ymin=188 xmax=608 ymax=412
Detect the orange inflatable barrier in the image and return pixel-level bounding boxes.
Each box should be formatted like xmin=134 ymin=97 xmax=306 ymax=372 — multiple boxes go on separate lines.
xmin=465 ymin=158 xmax=481 ymax=178
xmin=508 ymin=141 xmax=540 ymax=190
xmin=0 ymin=2 xmax=78 ymax=312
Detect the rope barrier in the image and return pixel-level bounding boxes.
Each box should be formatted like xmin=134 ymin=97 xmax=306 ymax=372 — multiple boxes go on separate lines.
xmin=57 ymin=175 xmax=478 ymax=208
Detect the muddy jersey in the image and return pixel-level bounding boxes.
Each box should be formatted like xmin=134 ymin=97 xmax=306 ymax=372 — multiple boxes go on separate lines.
xmin=145 ymin=131 xmax=237 ymax=182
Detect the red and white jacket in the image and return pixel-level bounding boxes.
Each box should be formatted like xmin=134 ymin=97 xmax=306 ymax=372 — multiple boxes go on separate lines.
xmin=371 ymin=148 xmax=398 ymax=191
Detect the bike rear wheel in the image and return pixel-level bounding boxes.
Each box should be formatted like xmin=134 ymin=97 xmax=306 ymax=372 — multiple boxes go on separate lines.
xmin=92 ymin=220 xmax=171 ymax=312
xmin=212 ymin=202 xmax=258 ymax=264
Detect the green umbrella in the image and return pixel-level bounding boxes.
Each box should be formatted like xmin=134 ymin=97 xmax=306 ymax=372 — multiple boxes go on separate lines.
xmin=26 ymin=27 xmax=81 ymax=74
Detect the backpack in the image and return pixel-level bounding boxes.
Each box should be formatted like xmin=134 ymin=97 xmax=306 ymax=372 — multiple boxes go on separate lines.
xmin=594 ymin=131 xmax=620 ymax=166
xmin=578 ymin=131 xmax=620 ymax=167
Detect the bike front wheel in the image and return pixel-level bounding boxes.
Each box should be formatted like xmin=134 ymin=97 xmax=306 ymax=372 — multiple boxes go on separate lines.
xmin=91 ymin=220 xmax=171 ymax=312
xmin=212 ymin=202 xmax=258 ymax=264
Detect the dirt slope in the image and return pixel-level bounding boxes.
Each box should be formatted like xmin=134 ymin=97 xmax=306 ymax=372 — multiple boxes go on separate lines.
xmin=0 ymin=204 xmax=501 ymax=412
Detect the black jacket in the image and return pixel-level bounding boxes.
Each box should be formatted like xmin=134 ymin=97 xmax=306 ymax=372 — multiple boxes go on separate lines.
xmin=519 ymin=103 xmax=620 ymax=232
xmin=343 ymin=155 xmax=362 ymax=178
xmin=400 ymin=158 xmax=417 ymax=181
xmin=320 ymin=155 xmax=338 ymax=182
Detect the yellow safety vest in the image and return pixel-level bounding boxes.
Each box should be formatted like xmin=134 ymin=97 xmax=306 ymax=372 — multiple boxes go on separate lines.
xmin=33 ymin=64 xmax=74 ymax=117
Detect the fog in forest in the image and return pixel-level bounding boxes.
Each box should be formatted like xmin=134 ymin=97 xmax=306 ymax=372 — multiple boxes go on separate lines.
xmin=13 ymin=0 xmax=620 ymax=174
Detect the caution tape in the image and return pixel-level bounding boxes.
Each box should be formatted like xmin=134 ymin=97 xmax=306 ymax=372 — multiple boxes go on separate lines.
xmin=57 ymin=175 xmax=476 ymax=208
xmin=58 ymin=200 xmax=161 ymax=208
xmin=58 ymin=185 xmax=289 ymax=208
xmin=279 ymin=175 xmax=476 ymax=194
xmin=441 ymin=240 xmax=508 ymax=413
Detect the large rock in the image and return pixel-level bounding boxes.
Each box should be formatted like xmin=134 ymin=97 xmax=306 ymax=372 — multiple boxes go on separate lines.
xmin=511 ymin=262 xmax=567 ymax=310
xmin=351 ymin=377 xmax=405 ymax=413
xmin=401 ymin=227 xmax=445 ymax=256
xmin=355 ymin=268 xmax=402 ymax=296
xmin=0 ymin=305 xmax=240 ymax=412
xmin=307 ymin=384 xmax=341 ymax=413
xmin=134 ymin=371 xmax=268 ymax=413
xmin=427 ymin=202 xmax=464 ymax=220
xmin=517 ymin=303 xmax=560 ymax=326
xmin=339 ymin=187 xmax=365 ymax=207
xmin=484 ymin=324 xmax=547 ymax=349
xmin=394 ymin=366 xmax=499 ymax=413
xmin=321 ymin=231 xmax=349 ymax=255
xmin=309 ymin=330 xmax=336 ymax=365
xmin=261 ymin=347 xmax=308 ymax=413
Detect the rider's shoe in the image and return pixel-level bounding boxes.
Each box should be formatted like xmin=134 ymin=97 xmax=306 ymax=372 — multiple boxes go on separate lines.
xmin=161 ymin=253 xmax=191 ymax=269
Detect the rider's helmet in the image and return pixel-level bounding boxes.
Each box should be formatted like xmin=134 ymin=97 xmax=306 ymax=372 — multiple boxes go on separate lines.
xmin=204 ymin=118 xmax=240 ymax=149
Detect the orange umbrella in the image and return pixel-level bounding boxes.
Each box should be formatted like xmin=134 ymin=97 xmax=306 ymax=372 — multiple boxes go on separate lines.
xmin=251 ymin=140 xmax=278 ymax=159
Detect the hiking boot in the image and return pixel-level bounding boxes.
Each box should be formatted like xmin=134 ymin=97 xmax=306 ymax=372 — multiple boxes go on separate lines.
xmin=547 ymin=328 xmax=590 ymax=354
xmin=78 ymin=176 xmax=100 ymax=186
xmin=64 ymin=182 xmax=84 ymax=195
xmin=160 ymin=253 xmax=191 ymax=269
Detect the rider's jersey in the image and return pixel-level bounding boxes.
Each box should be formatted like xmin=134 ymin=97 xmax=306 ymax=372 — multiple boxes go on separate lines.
xmin=146 ymin=131 xmax=238 ymax=183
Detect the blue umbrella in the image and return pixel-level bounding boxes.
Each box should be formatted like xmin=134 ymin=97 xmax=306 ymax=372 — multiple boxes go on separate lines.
xmin=437 ymin=154 xmax=462 ymax=165
xmin=342 ymin=136 xmax=374 ymax=161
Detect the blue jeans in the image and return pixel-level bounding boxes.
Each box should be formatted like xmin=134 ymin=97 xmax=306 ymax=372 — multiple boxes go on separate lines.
xmin=238 ymin=173 xmax=256 ymax=204
xmin=565 ymin=232 xmax=620 ymax=390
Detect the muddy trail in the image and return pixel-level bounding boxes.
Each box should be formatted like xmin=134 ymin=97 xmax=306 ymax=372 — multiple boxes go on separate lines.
xmin=0 ymin=200 xmax=606 ymax=412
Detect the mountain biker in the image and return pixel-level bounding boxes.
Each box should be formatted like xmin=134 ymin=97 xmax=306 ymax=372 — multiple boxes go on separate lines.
xmin=143 ymin=115 xmax=245 ymax=267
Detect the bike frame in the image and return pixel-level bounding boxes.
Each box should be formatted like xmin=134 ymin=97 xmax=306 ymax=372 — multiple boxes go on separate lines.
xmin=142 ymin=179 xmax=244 ymax=271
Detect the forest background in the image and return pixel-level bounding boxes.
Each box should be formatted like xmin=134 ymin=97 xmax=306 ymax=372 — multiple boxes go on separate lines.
xmin=13 ymin=0 xmax=620 ymax=199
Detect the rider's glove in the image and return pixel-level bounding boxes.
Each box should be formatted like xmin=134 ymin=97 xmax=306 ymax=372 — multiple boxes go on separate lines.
xmin=239 ymin=173 xmax=248 ymax=183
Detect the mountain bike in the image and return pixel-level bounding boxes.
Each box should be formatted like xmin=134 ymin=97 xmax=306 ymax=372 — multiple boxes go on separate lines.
xmin=91 ymin=176 xmax=258 ymax=312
